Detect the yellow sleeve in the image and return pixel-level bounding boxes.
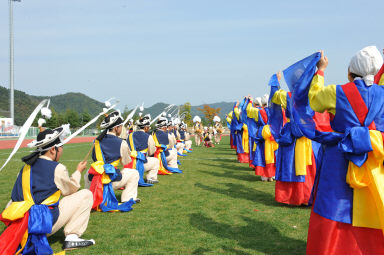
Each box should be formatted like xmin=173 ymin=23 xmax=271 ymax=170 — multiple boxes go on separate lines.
xmin=308 ymin=73 xmax=337 ymax=115
xmin=271 ymin=89 xmax=287 ymax=109
xmin=226 ymin=111 xmax=233 ymax=124
xmin=246 ymin=102 xmax=259 ymax=121
xmin=234 ymin=107 xmax=240 ymax=120
xmin=379 ymin=74 xmax=384 ymax=86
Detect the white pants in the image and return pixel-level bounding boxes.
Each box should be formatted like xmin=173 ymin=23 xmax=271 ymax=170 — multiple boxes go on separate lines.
xmin=144 ymin=157 xmax=159 ymax=180
xmin=166 ymin=148 xmax=178 ymax=168
xmin=185 ymin=140 xmax=192 ymax=150
xmin=176 ymin=143 xmax=185 ymax=154
xmin=215 ymin=134 xmax=222 ymax=144
xmin=50 ymin=189 xmax=93 ymax=237
xmin=84 ymin=168 xmax=139 ymax=202
xmin=195 ymin=134 xmax=202 ymax=146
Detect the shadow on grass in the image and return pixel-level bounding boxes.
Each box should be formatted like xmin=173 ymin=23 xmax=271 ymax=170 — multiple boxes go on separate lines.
xmin=190 ymin=213 xmax=306 ymax=255
xmin=203 ymin=161 xmax=253 ymax=172
xmin=199 ymin=168 xmax=258 ymax=182
xmin=192 ymin=246 xmax=251 ymax=255
xmin=195 ymin=182 xmax=277 ymax=207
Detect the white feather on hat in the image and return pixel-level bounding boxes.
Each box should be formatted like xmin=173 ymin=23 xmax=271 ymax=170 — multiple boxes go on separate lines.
xmin=213 ymin=116 xmax=221 ymax=122
xmin=193 ymin=116 xmax=201 ymax=123
xmin=40 ymin=107 xmax=52 ymax=119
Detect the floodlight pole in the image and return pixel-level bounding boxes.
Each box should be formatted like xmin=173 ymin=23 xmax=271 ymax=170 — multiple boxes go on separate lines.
xmin=9 ymin=0 xmax=20 ymax=125
xmin=9 ymin=0 xmax=14 ymax=124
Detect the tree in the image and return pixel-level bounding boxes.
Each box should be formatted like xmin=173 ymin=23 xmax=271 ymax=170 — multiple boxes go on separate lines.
xmin=180 ymin=102 xmax=192 ymax=126
xmin=64 ymin=109 xmax=81 ymax=128
xmin=197 ymin=105 xmax=221 ymax=125
xmin=81 ymin=110 xmax=92 ymax=126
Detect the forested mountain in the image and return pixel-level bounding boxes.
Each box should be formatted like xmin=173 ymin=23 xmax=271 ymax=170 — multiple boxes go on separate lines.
xmin=0 ymin=85 xmax=235 ymax=126
xmin=0 ymin=86 xmax=103 ymax=125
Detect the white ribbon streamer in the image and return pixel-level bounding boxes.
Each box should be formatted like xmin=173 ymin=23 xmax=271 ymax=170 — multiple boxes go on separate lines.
xmin=123 ymin=105 xmax=139 ymax=126
xmin=57 ymin=104 xmax=117 ymax=147
xmin=0 ymin=99 xmax=49 ymax=171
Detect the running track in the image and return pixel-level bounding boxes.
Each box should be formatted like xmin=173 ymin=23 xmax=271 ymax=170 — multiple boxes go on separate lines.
xmin=0 ymin=136 xmax=96 ymax=150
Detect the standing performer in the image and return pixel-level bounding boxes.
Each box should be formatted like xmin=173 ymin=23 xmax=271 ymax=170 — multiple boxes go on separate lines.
xmin=0 ymin=126 xmax=95 ymax=253
xmin=246 ymin=97 xmax=277 ymax=181
xmin=269 ymin=72 xmax=318 ymax=205
xmin=301 ymin=47 xmax=384 ymax=254
xmin=213 ymin=116 xmax=224 ymax=144
xmin=126 ymin=114 xmax=159 ymax=185
xmin=84 ymin=111 xmax=140 ymax=212
xmin=226 ymin=112 xmax=236 ymax=149
xmin=244 ymin=96 xmax=262 ymax=168
xmin=233 ymin=100 xmax=250 ymax=163
xmin=193 ymin=116 xmax=203 ymax=146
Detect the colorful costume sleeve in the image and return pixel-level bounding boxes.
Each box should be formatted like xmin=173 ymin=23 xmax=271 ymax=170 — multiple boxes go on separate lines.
xmin=246 ymin=102 xmax=259 ymax=121
xmin=234 ymin=107 xmax=240 ymax=120
xmin=271 ymin=89 xmax=287 ymax=109
xmin=308 ymin=71 xmax=337 ymax=115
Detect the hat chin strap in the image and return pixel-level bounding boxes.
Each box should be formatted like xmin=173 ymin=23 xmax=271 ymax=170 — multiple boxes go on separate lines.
xmin=54 ymin=147 xmax=59 ymax=162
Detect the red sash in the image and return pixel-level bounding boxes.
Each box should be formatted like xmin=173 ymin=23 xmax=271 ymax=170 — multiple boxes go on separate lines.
xmin=259 ymin=108 xmax=268 ymax=124
xmin=341 ymin=82 xmax=376 ymax=130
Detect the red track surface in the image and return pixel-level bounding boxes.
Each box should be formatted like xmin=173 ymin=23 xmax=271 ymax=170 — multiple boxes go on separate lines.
xmin=0 ymin=136 xmax=96 ymax=150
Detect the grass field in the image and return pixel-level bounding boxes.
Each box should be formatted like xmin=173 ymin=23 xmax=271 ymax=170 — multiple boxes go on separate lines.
xmin=0 ymin=136 xmax=310 ymax=255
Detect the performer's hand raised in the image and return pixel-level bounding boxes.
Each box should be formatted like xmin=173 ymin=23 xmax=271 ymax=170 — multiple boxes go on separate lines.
xmin=276 ymin=71 xmax=282 ymax=82
xmin=77 ymin=160 xmax=88 ymax=173
xmin=317 ymin=50 xmax=328 ymax=72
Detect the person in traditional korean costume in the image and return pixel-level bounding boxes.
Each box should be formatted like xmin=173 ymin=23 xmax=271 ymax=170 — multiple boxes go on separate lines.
xmin=269 ymin=72 xmax=318 ymax=205
xmin=193 ymin=116 xmax=203 ymax=146
xmin=178 ymin=122 xmax=192 ymax=152
xmin=170 ymin=121 xmax=186 ymax=156
xmin=304 ymin=47 xmax=384 ymax=254
xmin=213 ymin=116 xmax=224 ymax=144
xmin=126 ymin=114 xmax=159 ymax=185
xmin=203 ymin=127 xmax=214 ymax=147
xmin=226 ymin=112 xmax=236 ymax=149
xmin=84 ymin=111 xmax=140 ymax=211
xmin=0 ymin=126 xmax=95 ymax=253
xmin=152 ymin=117 xmax=182 ymax=175
xmin=246 ymin=96 xmax=277 ymax=181
xmin=233 ymin=100 xmax=250 ymax=163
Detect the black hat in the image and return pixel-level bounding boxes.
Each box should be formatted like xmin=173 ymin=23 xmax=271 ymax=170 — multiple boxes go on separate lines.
xmin=100 ymin=111 xmax=124 ymax=130
xmin=23 ymin=125 xmax=70 ymax=165
xmin=156 ymin=117 xmax=168 ymax=129
xmin=136 ymin=114 xmax=151 ymax=129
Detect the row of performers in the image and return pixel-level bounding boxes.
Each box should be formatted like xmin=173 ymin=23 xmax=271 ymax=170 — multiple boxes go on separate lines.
xmin=192 ymin=115 xmax=224 ymax=147
xmin=227 ymin=46 xmax=384 ymax=254
xmin=0 ymin=113 xmax=193 ymax=254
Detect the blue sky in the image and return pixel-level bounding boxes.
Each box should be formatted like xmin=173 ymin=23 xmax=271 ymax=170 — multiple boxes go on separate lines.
xmin=0 ymin=0 xmax=383 ymax=110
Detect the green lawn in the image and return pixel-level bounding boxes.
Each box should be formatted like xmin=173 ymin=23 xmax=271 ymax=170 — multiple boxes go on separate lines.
xmin=0 ymin=136 xmax=310 ymax=254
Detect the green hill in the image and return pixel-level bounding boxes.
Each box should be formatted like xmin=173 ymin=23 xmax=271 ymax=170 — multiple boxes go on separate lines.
xmin=0 ymin=86 xmax=103 ymax=125
xmin=0 ymin=85 xmax=235 ymax=126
